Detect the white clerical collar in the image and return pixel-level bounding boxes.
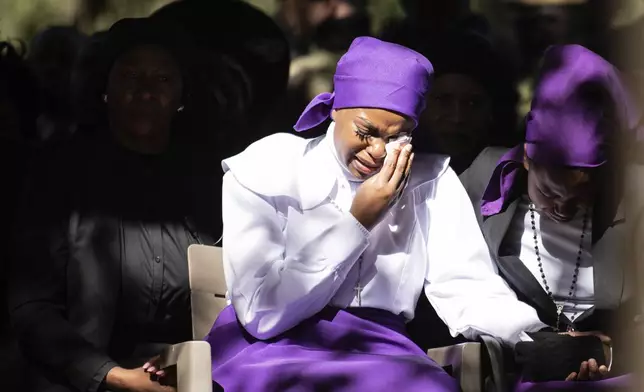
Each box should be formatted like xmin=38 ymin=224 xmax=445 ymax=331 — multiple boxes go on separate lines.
xmin=325 ymin=122 xmax=364 ymax=183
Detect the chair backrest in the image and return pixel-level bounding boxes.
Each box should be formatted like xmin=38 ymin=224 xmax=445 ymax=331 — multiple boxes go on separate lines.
xmin=188 ymin=244 xmax=227 ymax=340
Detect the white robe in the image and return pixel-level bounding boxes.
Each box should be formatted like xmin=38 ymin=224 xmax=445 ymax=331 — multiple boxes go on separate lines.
xmin=220 ymin=125 xmax=546 ymax=345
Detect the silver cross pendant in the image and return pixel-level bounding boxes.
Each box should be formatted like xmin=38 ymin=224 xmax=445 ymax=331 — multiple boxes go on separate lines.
xmin=354 ymin=284 xmax=363 ymax=307
xmin=554 ymin=304 xmax=564 ymax=332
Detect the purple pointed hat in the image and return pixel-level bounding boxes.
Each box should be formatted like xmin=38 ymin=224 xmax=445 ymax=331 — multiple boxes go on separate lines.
xmin=481 ymin=44 xmax=642 ymax=217
xmin=293 ymin=36 xmax=434 ymax=131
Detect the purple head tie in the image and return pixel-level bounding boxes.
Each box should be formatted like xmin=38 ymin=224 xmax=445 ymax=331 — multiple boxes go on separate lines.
xmin=293 ymin=36 xmax=434 ymax=132
xmin=480 ymin=44 xmax=642 ymax=217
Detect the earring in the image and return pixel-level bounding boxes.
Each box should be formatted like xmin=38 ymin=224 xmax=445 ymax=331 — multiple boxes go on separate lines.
xmin=177 ymin=105 xmax=185 ymax=112
xmin=102 ymin=94 xmax=108 ymax=103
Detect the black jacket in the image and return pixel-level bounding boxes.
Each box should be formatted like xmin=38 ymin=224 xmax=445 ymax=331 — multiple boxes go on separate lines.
xmin=9 ymin=132 xmax=222 ymax=392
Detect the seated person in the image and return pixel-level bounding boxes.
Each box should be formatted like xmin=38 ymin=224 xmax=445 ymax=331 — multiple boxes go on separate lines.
xmin=406 ymin=32 xmax=521 ymax=350
xmin=414 ymin=31 xmax=520 ymax=175
xmin=189 ymin=37 xmax=547 ymax=392
xmin=9 ymin=18 xmax=221 ymax=392
xmin=0 ymin=40 xmax=41 ymax=392
xmin=461 ymin=44 xmax=640 ymax=391
xmin=28 ymin=26 xmax=87 ymax=145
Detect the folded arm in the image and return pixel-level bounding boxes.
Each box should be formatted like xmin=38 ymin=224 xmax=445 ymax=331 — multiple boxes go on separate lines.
xmin=423 ymin=168 xmax=547 ymax=347
xmin=222 ymin=172 xmax=370 ymax=339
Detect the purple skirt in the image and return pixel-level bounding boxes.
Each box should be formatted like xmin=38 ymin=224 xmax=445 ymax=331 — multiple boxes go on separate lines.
xmin=514 ymin=374 xmax=632 ymax=391
xmin=206 ymin=305 xmax=459 ymax=392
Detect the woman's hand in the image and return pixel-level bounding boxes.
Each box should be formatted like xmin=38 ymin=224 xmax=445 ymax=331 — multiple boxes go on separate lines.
xmin=565 ymin=359 xmax=609 ymax=381
xmin=143 ymin=356 xmax=165 ymax=378
xmin=560 ymin=331 xmax=612 ymax=381
xmin=350 ymin=144 xmax=414 ymax=230
xmin=106 ymin=365 xmax=176 ymax=392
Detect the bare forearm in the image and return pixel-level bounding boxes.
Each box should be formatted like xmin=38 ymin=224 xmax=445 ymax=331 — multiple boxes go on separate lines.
xmin=105 ymin=367 xmax=130 ymax=391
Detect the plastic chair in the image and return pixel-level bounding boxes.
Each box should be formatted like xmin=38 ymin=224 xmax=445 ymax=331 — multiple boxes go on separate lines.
xmin=156 ymin=245 xmax=226 ymax=392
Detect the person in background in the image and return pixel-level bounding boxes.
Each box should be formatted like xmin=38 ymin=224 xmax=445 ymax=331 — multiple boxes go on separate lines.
xmin=406 ymin=31 xmax=520 ymax=352
xmin=28 ymin=26 xmax=87 ymax=145
xmin=314 ymin=0 xmax=371 ymax=53
xmin=0 ymin=39 xmax=41 ymax=392
xmin=150 ymin=0 xmax=291 ymax=156
xmin=276 ymin=0 xmax=340 ymax=57
xmin=158 ymin=36 xmax=547 ymax=392
xmin=0 ymin=42 xmax=40 ymax=144
xmin=279 ymin=0 xmax=370 ymax=138
xmin=462 ymin=44 xmax=639 ymax=390
xmin=0 ymin=40 xmax=40 ymax=315
xmin=511 ymin=3 xmax=577 ymax=118
xmin=381 ymin=0 xmax=490 ymax=48
xmin=70 ymin=30 xmax=109 ymax=135
xmin=512 ymin=4 xmax=571 ymax=77
xmin=414 ymin=31 xmax=520 ymax=175
xmin=9 ymin=18 xmax=222 ymax=392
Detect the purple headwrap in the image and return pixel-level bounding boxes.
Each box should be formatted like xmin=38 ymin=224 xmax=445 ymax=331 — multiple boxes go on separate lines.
xmin=293 ymin=36 xmax=434 ymax=132
xmin=481 ymin=44 xmax=642 ymax=217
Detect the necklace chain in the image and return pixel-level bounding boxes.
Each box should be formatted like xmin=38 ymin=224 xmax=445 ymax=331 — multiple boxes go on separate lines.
xmin=354 ymin=257 xmax=363 ymax=306
xmin=529 ymin=203 xmax=588 ymax=332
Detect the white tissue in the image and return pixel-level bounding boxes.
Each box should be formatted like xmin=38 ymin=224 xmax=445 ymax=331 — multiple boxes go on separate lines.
xmin=384 ymin=135 xmax=412 ymax=165
xmin=385 ymin=135 xmax=412 ymax=155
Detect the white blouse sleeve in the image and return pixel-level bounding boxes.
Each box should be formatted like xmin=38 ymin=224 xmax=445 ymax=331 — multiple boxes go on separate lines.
xmin=221 ymin=172 xmax=370 ymax=340
xmin=423 ymin=168 xmax=547 ymax=346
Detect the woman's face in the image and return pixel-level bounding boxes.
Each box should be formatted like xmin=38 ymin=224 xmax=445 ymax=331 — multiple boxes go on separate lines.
xmin=421 ymin=73 xmax=492 ymax=160
xmin=332 ymin=107 xmax=415 ymax=180
xmin=525 ymin=153 xmax=596 ymax=223
xmin=105 ymin=45 xmax=183 ymax=153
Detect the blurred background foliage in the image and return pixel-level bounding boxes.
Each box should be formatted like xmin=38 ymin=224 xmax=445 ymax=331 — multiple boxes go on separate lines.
xmin=0 ymin=0 xmax=411 ymax=45
xmin=1 ymin=0 xmax=169 ymax=42
xmin=1 ymin=0 xmax=642 ymax=49
xmin=1 ymin=0 xmax=641 ymax=119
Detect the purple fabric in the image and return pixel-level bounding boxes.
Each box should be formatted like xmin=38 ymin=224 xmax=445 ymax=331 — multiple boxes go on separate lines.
xmin=293 ymin=36 xmax=434 ymax=132
xmin=480 ymin=145 xmax=523 ymax=217
xmin=481 ymin=44 xmax=641 ymax=217
xmin=514 ymin=374 xmax=632 ymax=391
xmin=206 ymin=305 xmax=459 ymax=391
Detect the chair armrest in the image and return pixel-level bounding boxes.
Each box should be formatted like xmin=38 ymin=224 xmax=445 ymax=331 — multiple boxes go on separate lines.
xmin=158 ymin=341 xmax=213 ymax=392
xmin=428 ymin=342 xmax=482 ymax=392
